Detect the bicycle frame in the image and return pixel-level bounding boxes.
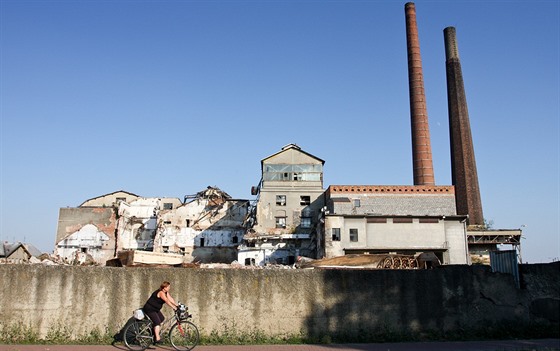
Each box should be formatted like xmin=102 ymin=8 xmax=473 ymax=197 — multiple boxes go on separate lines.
xmin=156 ymin=309 xmax=183 ymax=335
xmin=124 ymin=303 xmax=198 ymax=351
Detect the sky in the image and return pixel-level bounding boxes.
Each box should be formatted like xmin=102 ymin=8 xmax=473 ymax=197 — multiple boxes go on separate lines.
xmin=1 ymin=0 xmax=558 ymax=263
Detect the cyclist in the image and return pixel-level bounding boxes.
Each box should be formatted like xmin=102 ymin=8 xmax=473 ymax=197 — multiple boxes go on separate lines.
xmin=143 ymin=281 xmax=179 ymax=344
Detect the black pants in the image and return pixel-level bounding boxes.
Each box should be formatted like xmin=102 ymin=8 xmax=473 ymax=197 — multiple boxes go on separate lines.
xmin=145 ymin=310 xmax=165 ymax=327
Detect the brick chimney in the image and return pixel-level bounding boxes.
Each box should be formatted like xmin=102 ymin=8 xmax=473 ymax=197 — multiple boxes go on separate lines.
xmin=444 ymin=27 xmax=484 ymax=226
xmin=405 ymin=2 xmax=435 ymax=186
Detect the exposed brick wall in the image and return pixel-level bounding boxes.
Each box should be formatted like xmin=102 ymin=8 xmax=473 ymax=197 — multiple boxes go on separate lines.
xmin=327 ymin=185 xmax=454 ymax=195
xmin=405 ymin=2 xmax=435 ymax=186
xmin=444 ymin=27 xmax=484 ymax=225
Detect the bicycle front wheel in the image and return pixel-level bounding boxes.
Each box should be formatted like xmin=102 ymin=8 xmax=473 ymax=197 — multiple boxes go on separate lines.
xmin=169 ymin=320 xmax=199 ymax=351
xmin=123 ymin=319 xmax=153 ymax=351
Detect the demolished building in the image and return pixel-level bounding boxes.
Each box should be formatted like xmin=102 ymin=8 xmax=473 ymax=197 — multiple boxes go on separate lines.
xmin=155 ymin=187 xmax=249 ymax=263
xmin=56 ymin=187 xmax=249 ymax=265
xmin=54 ymin=190 xmax=133 ymax=264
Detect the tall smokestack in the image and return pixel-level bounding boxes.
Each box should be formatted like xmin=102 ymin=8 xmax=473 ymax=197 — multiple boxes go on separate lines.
xmin=444 ymin=27 xmax=484 ymax=226
xmin=405 ymin=2 xmax=435 ymax=186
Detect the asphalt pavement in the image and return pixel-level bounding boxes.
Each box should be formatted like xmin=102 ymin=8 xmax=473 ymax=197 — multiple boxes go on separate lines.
xmin=0 ymin=339 xmax=559 ymax=351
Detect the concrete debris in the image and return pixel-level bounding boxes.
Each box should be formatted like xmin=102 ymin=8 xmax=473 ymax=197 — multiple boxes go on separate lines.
xmin=115 ymin=250 xmax=185 ymax=267
xmin=0 ymin=251 xmax=100 ymax=266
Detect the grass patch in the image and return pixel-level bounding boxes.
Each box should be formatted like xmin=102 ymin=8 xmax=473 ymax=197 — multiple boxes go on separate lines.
xmin=0 ymin=322 xmax=115 ymax=345
xmin=199 ymin=320 xmax=305 ymax=345
xmin=0 ymin=320 xmax=557 ymax=346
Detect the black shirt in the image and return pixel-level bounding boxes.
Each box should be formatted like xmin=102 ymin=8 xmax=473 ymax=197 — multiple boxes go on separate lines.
xmin=143 ymin=289 xmax=165 ymax=313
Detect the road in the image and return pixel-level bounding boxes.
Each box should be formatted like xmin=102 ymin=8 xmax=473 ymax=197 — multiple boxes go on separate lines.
xmin=0 ymin=339 xmax=559 ymax=351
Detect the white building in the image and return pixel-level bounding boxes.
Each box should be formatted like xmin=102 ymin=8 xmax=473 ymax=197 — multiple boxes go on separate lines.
xmin=323 ymin=185 xmax=469 ymax=265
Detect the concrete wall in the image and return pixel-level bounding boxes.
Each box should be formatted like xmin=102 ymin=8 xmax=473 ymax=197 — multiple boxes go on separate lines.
xmin=0 ymin=263 xmax=558 ymax=340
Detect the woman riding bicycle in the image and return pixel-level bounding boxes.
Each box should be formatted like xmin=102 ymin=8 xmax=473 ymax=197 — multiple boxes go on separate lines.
xmin=143 ymin=281 xmax=179 ymax=344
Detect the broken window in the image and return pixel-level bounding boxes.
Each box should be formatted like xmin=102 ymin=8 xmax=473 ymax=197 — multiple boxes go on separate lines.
xmin=301 ymin=217 xmax=312 ymax=228
xmin=300 ymin=196 xmax=311 ymax=206
xmin=276 ymin=195 xmax=286 ymax=206
xmin=349 ymin=228 xmax=358 ymax=242
xmin=163 ymin=203 xmax=173 ymax=210
xmin=332 ymin=228 xmax=341 ymax=241
xmin=276 ymin=217 xmax=286 ymax=228
xmin=263 ymin=164 xmax=322 ymax=182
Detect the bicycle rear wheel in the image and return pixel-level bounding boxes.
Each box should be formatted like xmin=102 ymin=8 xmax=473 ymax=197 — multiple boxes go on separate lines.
xmin=169 ymin=320 xmax=199 ymax=351
xmin=123 ymin=319 xmax=153 ymax=351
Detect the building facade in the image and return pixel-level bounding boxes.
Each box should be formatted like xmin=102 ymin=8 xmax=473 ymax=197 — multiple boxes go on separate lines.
xmin=322 ymin=185 xmax=469 ymax=265
xmin=238 ymin=144 xmax=325 ymax=266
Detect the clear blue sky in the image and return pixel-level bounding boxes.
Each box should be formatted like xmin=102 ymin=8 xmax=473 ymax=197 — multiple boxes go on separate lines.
xmin=1 ymin=0 xmax=558 ymax=263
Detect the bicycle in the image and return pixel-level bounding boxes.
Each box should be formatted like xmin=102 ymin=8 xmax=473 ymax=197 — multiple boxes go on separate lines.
xmin=123 ymin=303 xmax=199 ymax=351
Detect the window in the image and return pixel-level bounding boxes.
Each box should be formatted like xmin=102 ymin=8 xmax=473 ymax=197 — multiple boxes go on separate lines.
xmin=276 ymin=217 xmax=286 ymax=228
xmin=116 ymin=197 xmax=126 ymax=203
xmin=419 ymin=218 xmax=439 ymax=223
xmin=300 ymin=196 xmax=311 ymax=206
xmin=262 ymin=164 xmax=322 ymax=182
xmin=349 ymin=228 xmax=358 ymax=242
xmin=301 ymin=217 xmax=312 ymax=228
xmin=367 ymin=218 xmax=387 ymax=223
xmin=200 ymin=238 xmax=205 ymax=247
xmin=232 ymin=236 xmax=238 ymax=244
xmin=163 ymin=203 xmax=173 ymax=210
xmin=353 ymin=199 xmax=361 ymax=208
xmin=276 ymin=195 xmax=286 ymax=206
xmin=332 ymin=228 xmax=341 ymax=241
xmin=186 ymin=219 xmax=191 ymax=227
xmin=393 ymin=218 xmax=413 ymax=223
